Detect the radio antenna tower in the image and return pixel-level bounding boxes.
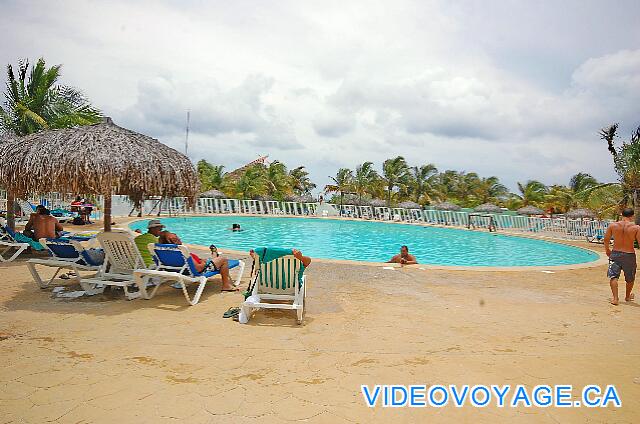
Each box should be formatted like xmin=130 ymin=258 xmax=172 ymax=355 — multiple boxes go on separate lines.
xmin=185 ymin=110 xmax=190 ymax=157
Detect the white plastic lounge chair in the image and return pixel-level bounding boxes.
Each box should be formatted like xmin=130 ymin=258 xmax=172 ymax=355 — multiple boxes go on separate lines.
xmin=27 ymin=238 xmax=105 ymax=292
xmin=133 ymin=244 xmax=245 ymax=306
xmin=239 ymin=247 xmax=307 ymax=325
xmin=79 ymin=231 xmax=148 ymax=299
xmin=0 ymin=224 xmax=30 ymax=262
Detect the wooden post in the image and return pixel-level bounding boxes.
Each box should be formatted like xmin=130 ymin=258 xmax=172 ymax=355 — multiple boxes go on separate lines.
xmin=103 ymin=194 xmax=112 ymax=232
xmin=6 ymin=190 xmax=15 ymax=231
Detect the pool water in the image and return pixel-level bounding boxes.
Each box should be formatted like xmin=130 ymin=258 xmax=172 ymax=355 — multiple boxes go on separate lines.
xmin=130 ymin=216 xmax=599 ymax=267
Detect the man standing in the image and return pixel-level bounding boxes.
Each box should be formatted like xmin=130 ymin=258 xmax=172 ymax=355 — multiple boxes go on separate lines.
xmin=604 ymin=208 xmax=640 ymax=305
xmin=387 ymin=245 xmax=418 ymax=265
xmin=135 ymin=220 xmax=164 ymax=267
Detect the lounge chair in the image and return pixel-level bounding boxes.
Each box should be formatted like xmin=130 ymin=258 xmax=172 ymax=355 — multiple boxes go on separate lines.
xmin=133 ymin=244 xmax=246 ymax=306
xmin=27 ymin=238 xmax=105 ymax=292
xmin=79 ymin=231 xmax=148 ymax=299
xmin=239 ymin=247 xmax=307 ymax=325
xmin=0 ymin=223 xmax=31 ymax=262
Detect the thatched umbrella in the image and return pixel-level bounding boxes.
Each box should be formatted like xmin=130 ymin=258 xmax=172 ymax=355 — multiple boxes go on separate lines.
xmin=566 ymin=208 xmax=596 ymax=219
xmin=285 ymin=194 xmax=314 ymax=203
xmin=398 ymin=201 xmax=421 ymax=209
xmin=199 ymin=189 xmax=226 ymax=198
xmin=369 ymin=199 xmax=386 ymax=207
xmin=474 ymin=203 xmax=502 ymax=213
xmin=433 ymin=202 xmax=461 ymax=211
xmin=0 ymin=118 xmax=199 ymax=231
xmin=517 ymin=205 xmax=544 ymax=215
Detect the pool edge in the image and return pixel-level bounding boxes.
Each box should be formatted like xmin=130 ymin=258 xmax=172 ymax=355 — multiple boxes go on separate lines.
xmin=127 ymin=215 xmax=608 ymax=272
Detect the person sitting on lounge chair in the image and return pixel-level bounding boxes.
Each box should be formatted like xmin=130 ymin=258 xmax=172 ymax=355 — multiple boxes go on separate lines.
xmin=158 ymin=229 xmax=237 ymax=291
xmin=24 ymin=206 xmax=63 ymax=241
xmin=135 ymin=220 xmax=165 ymax=266
xmin=387 ymin=245 xmax=418 ymax=265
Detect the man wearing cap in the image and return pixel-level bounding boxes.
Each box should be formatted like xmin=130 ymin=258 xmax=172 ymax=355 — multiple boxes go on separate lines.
xmin=135 ymin=220 xmax=164 ymax=267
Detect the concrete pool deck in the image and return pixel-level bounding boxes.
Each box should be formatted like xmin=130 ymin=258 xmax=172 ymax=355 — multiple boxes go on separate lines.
xmin=1 ymin=218 xmax=638 ymax=423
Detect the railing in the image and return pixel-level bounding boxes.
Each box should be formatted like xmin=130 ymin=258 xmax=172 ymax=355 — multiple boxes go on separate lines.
xmin=186 ymin=198 xmax=610 ymax=241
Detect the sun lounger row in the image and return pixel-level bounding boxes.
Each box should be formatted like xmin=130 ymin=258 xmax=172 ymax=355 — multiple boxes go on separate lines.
xmin=21 ymin=231 xmax=306 ymax=323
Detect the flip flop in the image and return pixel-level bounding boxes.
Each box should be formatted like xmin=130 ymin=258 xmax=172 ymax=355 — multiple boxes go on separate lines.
xmin=223 ymin=307 xmax=240 ymax=318
xmin=59 ymin=274 xmax=70 ymax=280
xmin=221 ymin=287 xmax=239 ymax=292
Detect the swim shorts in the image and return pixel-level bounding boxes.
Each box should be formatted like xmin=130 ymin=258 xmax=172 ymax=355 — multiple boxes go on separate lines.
xmin=607 ymin=251 xmax=637 ymax=282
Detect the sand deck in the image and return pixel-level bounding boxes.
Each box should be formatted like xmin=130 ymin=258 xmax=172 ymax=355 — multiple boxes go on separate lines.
xmin=1 ymin=239 xmax=639 ymax=423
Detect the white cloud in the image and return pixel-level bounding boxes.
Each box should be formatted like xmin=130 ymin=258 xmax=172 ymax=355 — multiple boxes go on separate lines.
xmin=1 ymin=0 xmax=638 ymax=192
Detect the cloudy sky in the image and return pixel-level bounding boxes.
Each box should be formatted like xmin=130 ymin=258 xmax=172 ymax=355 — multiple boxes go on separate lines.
xmin=2 ymin=0 xmax=639 ymax=192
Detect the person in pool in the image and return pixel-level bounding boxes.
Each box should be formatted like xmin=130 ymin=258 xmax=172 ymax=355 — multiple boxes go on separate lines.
xmin=229 ymin=223 xmax=242 ymax=232
xmin=604 ymin=207 xmax=640 ymax=305
xmin=387 ymin=245 xmax=418 ymax=265
xmin=158 ymin=230 xmax=237 ymax=291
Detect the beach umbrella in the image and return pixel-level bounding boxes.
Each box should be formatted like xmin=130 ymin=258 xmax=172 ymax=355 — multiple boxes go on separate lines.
xmin=474 ymin=203 xmax=502 ymax=213
xmin=398 ymin=201 xmax=421 ymax=209
xmin=0 ymin=118 xmax=199 ymax=231
xmin=369 ymin=199 xmax=387 ymax=207
xmin=285 ymin=194 xmax=314 ymax=203
xmin=199 ymin=189 xmax=226 ymax=198
xmin=433 ymin=202 xmax=461 ymax=211
xmin=517 ymin=205 xmax=544 ymax=215
xmin=566 ymin=208 xmax=596 ymax=219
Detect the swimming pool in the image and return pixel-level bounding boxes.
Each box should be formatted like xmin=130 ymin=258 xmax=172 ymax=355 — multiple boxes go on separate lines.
xmin=129 ymin=216 xmax=600 ymax=267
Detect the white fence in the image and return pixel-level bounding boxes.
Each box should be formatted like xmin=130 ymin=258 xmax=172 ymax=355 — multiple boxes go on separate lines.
xmin=142 ymin=197 xmax=610 ymax=242
xmin=1 ymin=192 xmax=610 ymax=241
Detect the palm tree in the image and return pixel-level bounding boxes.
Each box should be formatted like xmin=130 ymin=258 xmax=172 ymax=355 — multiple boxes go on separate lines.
xmin=472 ymin=176 xmax=508 ymax=205
xmin=324 ymin=168 xmax=354 ymax=208
xmin=0 ymin=58 xmax=101 ymax=135
xmin=515 ymin=180 xmax=548 ymax=206
xmin=353 ymin=161 xmax=378 ymax=203
xmin=601 ymin=123 xmax=640 ymax=223
xmin=544 ymin=185 xmax=576 ymax=213
xmin=264 ymin=160 xmax=291 ymax=199
xmin=409 ymin=164 xmax=438 ymax=204
xmin=196 ymin=160 xmax=225 ymax=191
xmin=235 ymin=164 xmax=267 ymax=199
xmin=382 ymin=156 xmax=410 ymax=206
xmin=289 ymin=166 xmax=316 ymax=195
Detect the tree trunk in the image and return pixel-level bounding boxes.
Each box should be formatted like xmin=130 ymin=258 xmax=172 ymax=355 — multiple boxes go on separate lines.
xmin=103 ymin=194 xmax=112 ymax=232
xmin=6 ymin=190 xmax=15 ymax=231
xmin=634 ymin=190 xmax=640 ymax=225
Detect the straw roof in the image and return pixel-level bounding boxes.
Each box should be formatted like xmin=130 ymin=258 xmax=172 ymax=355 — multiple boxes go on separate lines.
xmin=474 ymin=203 xmax=502 ymax=213
xmin=199 ymin=189 xmax=226 ymax=198
xmin=0 ymin=118 xmax=199 ymax=202
xmin=369 ymin=199 xmax=387 ymax=207
xmin=566 ymin=208 xmax=596 ymax=219
xmin=517 ymin=205 xmax=544 ymax=215
xmin=285 ymin=194 xmax=314 ymax=203
xmin=398 ymin=201 xmax=421 ymax=209
xmin=433 ymin=201 xmax=461 ymax=211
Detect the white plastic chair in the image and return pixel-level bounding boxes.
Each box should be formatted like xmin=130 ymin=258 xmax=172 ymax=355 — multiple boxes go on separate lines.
xmin=80 ymin=231 xmax=147 ymax=299
xmin=27 ymin=238 xmax=104 ymax=292
xmin=239 ymin=250 xmax=307 ymax=324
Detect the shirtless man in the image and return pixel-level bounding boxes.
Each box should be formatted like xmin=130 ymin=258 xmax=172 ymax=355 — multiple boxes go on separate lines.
xmin=604 ymin=208 xmax=640 ymax=305
xmin=24 ymin=207 xmax=63 ymax=240
xmin=387 ymin=245 xmax=418 ymax=265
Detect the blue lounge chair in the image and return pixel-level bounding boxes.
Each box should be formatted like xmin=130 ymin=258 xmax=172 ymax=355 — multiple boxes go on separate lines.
xmin=27 ymin=238 xmax=105 ymax=291
xmin=0 ymin=224 xmax=31 ymax=262
xmin=133 ymin=244 xmax=246 ymax=306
